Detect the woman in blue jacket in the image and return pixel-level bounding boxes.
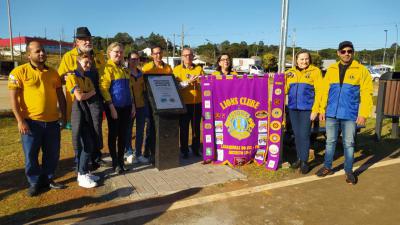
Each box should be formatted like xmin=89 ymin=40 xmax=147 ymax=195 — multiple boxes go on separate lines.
xmin=285 ymin=50 xmax=323 ymax=174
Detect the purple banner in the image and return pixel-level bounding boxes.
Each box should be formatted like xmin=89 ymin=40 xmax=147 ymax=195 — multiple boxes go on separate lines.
xmin=202 ymin=75 xmax=269 ymax=166
xmin=265 ymin=73 xmax=285 ymax=170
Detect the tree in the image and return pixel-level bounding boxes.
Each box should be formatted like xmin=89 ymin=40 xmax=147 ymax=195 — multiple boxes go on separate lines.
xmin=262 ymin=53 xmax=278 ymax=72
xmin=310 ymin=53 xmax=323 ymax=68
xmin=196 ymin=43 xmax=217 ymax=64
xmin=113 ymin=32 xmax=134 ymax=46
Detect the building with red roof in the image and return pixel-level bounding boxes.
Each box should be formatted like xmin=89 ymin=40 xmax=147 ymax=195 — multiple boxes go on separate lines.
xmin=0 ymin=36 xmax=73 ymax=54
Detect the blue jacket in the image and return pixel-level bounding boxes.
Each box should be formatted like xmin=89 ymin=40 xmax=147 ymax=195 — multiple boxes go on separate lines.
xmin=320 ymin=60 xmax=373 ymax=121
xmin=285 ymin=65 xmax=323 ymax=113
xmin=100 ymin=59 xmax=133 ymax=107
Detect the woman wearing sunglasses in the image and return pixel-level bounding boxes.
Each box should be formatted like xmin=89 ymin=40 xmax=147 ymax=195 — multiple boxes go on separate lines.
xmin=285 ymin=50 xmax=323 ymax=174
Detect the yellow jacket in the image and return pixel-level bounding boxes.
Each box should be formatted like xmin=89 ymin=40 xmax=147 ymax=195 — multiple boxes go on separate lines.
xmin=173 ymin=64 xmax=203 ymax=104
xmin=142 ymin=61 xmax=173 ymax=74
xmin=100 ymin=59 xmax=133 ymax=107
xmin=320 ymin=60 xmax=373 ymax=120
xmin=284 ymin=65 xmax=323 ymax=113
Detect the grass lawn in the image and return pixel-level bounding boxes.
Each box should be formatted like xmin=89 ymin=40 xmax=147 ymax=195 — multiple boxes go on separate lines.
xmin=0 ymin=115 xmax=399 ymax=224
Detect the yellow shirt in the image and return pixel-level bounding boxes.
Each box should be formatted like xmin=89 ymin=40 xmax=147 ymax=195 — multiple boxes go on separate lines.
xmin=65 ymin=71 xmax=95 ymax=99
xmin=173 ymin=64 xmax=203 ymax=104
xmin=130 ymin=70 xmax=145 ymax=108
xmin=8 ymin=63 xmax=62 ymax=122
xmin=142 ymin=61 xmax=173 ymax=75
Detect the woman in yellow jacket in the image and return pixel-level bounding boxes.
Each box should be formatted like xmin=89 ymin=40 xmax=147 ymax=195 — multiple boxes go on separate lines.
xmin=212 ymin=54 xmax=238 ymax=76
xmin=100 ymin=42 xmax=135 ymax=174
xmin=285 ymin=50 xmax=323 ymax=174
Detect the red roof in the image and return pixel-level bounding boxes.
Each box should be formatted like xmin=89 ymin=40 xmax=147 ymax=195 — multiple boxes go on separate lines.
xmin=0 ymin=36 xmax=73 ymax=48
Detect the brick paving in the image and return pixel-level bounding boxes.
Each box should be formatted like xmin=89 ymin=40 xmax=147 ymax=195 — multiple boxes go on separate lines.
xmin=96 ymin=156 xmax=247 ymax=201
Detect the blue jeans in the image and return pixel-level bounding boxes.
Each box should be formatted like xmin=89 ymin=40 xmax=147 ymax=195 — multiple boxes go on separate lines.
xmin=21 ymin=120 xmax=60 ymax=186
xmin=125 ymin=106 xmax=148 ymax=157
xmin=324 ymin=117 xmax=356 ymax=173
xmin=288 ymin=109 xmax=311 ymax=162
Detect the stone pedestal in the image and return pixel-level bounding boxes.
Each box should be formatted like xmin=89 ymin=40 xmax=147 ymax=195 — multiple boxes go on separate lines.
xmin=154 ymin=114 xmax=180 ymax=170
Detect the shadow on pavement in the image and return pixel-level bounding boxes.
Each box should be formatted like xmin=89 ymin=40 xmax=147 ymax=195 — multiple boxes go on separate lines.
xmin=26 ymin=187 xmax=202 ymax=225
xmin=0 ymin=157 xmax=76 ymax=201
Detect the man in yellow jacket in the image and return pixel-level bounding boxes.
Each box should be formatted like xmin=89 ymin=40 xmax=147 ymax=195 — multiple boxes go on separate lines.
xmin=173 ymin=48 xmax=204 ymax=158
xmin=316 ymin=41 xmax=373 ymax=185
xmin=142 ymin=46 xmax=173 ymax=163
xmin=58 ymin=27 xmax=106 ymax=169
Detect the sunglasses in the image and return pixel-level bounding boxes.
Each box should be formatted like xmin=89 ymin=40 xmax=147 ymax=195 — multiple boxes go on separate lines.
xmin=340 ymin=49 xmax=353 ymax=54
xmin=130 ymin=58 xmax=139 ymax=61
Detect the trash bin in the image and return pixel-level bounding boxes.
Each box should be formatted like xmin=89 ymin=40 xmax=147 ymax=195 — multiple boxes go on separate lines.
xmin=375 ymin=72 xmax=400 ymax=141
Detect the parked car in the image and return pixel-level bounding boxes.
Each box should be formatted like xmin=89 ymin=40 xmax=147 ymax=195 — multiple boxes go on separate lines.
xmin=203 ymin=65 xmax=216 ymax=75
xmin=369 ymin=68 xmax=381 ymax=82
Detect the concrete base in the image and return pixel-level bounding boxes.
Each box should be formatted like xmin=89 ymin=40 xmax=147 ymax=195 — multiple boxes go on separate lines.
xmin=154 ymin=115 xmax=180 ymax=170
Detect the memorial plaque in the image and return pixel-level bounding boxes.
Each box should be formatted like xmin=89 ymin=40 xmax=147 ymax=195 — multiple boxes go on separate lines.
xmin=145 ymin=74 xmax=186 ymax=170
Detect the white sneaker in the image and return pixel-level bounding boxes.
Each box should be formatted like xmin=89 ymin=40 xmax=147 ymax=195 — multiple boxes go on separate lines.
xmin=78 ymin=174 xmax=97 ymax=188
xmin=126 ymin=155 xmax=134 ymax=164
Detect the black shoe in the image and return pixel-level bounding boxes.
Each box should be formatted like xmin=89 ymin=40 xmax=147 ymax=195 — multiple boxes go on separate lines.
xmin=291 ymin=159 xmax=301 ymax=169
xmin=182 ymin=152 xmax=189 ymax=159
xmin=193 ymin=151 xmax=202 ymax=157
xmin=49 ymin=180 xmax=66 ymax=189
xmin=114 ymin=166 xmax=123 ymax=175
xmin=96 ymin=159 xmax=108 ymax=166
xmin=27 ymin=185 xmax=39 ymax=197
xmin=315 ymin=167 xmax=334 ymax=177
xmin=300 ymin=161 xmax=309 ymax=174
xmin=345 ymin=172 xmax=357 ymax=185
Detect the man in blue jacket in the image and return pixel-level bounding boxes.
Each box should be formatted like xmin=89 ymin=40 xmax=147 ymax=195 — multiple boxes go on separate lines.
xmin=317 ymin=41 xmax=373 ymax=185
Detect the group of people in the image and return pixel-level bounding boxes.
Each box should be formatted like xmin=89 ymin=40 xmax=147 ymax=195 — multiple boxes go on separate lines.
xmin=286 ymin=41 xmax=373 ymax=185
xmin=8 ymin=25 xmax=373 ymax=197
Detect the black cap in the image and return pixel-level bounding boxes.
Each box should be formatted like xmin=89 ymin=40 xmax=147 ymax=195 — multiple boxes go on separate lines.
xmin=74 ymin=27 xmax=93 ymax=38
xmin=338 ymin=41 xmax=354 ymax=50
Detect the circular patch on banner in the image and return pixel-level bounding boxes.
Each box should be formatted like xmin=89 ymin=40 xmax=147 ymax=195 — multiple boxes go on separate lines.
xmin=269 ymin=133 xmax=281 ymax=143
xmin=270 ymin=121 xmax=281 ymax=131
xmin=204 ymin=90 xmax=211 ymax=97
xmin=274 ymin=99 xmax=281 ymax=106
xmin=274 ymin=88 xmax=282 ymax=95
xmin=271 ymin=108 xmax=283 ymax=118
xmin=204 ymin=123 xmax=212 ymax=129
xmin=269 ymin=144 xmax=279 ymax=154
xmin=255 ymin=110 xmax=268 ymax=119
xmin=225 ymin=110 xmax=255 ymax=140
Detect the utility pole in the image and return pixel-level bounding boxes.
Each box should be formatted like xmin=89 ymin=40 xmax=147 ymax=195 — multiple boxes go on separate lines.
xmin=393 ymin=24 xmax=398 ymax=70
xmin=291 ymin=28 xmax=296 ymax=67
xmin=19 ymin=32 xmax=22 ymax=61
xmin=45 ymin=28 xmax=47 ymax=39
xmin=7 ymin=0 xmax=14 ymax=61
xmin=173 ymin=33 xmax=176 ymax=57
xmin=383 ymin=29 xmax=388 ymax=64
xmin=278 ymin=0 xmax=289 ymax=73
xmin=59 ymin=34 xmax=62 ymax=60
xmin=181 ymin=24 xmax=184 ymax=54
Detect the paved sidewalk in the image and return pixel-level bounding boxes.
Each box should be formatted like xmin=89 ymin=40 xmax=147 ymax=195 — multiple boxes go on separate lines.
xmin=97 ymin=156 xmax=247 ymax=201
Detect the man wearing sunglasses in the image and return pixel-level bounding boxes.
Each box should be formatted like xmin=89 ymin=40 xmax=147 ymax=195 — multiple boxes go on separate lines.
xmin=316 ymin=41 xmax=373 ymax=185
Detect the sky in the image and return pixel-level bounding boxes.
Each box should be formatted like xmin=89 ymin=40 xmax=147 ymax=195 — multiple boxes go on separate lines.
xmin=0 ymin=0 xmax=399 ymax=50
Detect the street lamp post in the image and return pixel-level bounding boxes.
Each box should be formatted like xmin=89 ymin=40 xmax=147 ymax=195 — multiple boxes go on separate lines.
xmin=383 ymin=29 xmax=388 ymax=65
xmin=278 ymin=0 xmax=289 ymax=73
xmin=393 ymin=24 xmax=398 ymax=69
xmin=7 ymin=0 xmax=15 ymax=61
